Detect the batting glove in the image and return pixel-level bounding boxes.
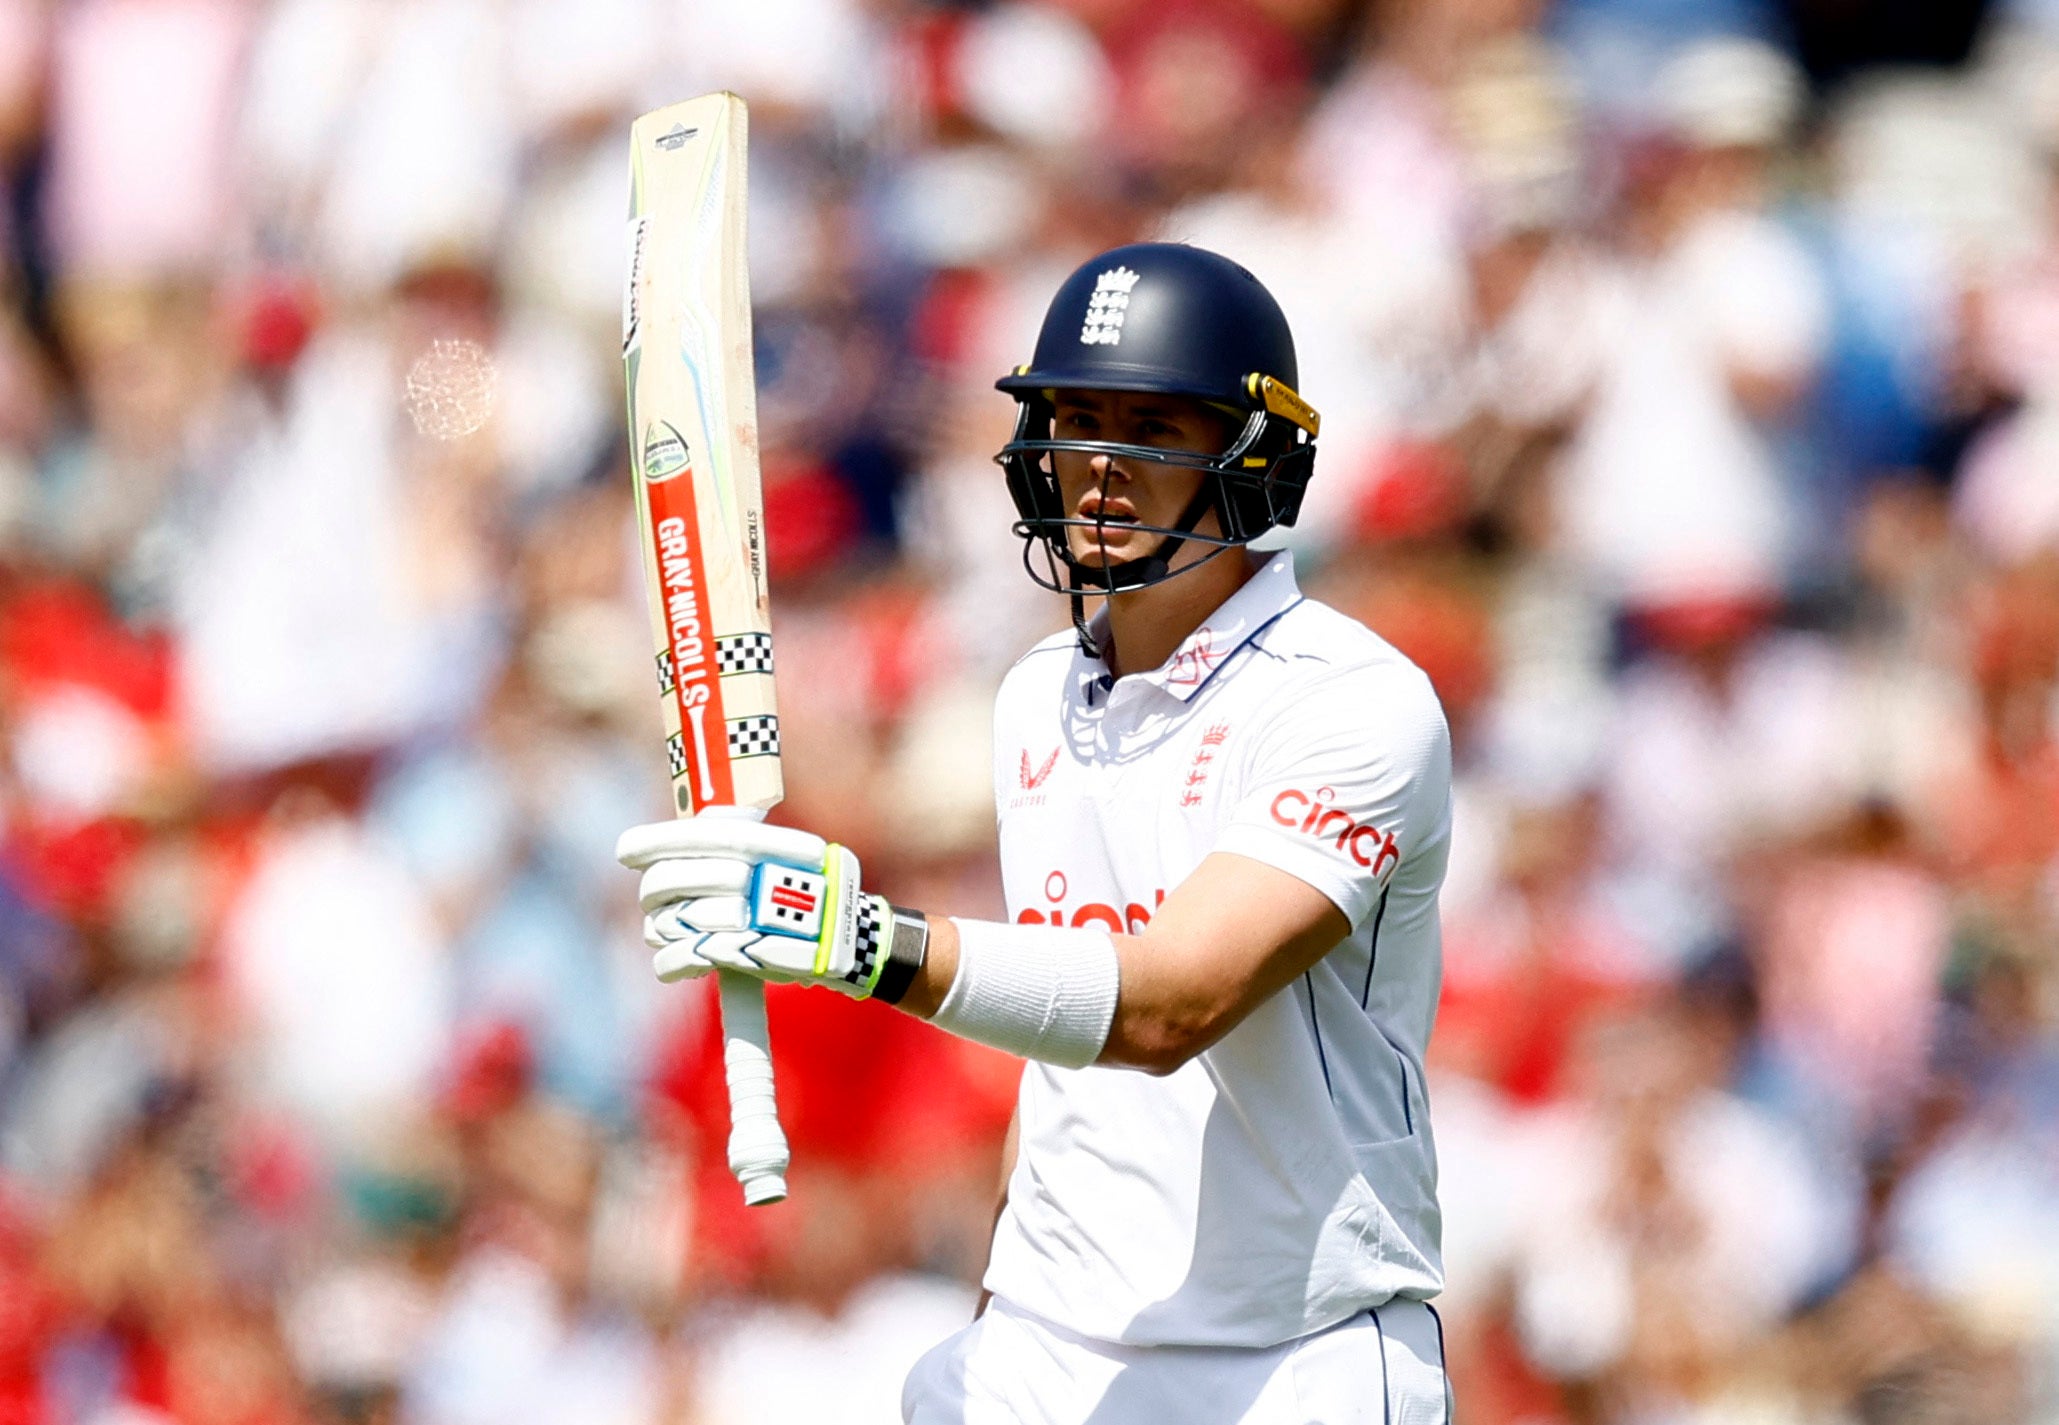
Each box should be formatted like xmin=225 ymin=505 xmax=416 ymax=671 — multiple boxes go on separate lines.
xmin=616 ymin=818 xmax=890 ymax=998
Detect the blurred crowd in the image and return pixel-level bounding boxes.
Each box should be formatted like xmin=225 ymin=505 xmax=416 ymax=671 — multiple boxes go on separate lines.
xmin=2 ymin=0 xmax=2059 ymax=1421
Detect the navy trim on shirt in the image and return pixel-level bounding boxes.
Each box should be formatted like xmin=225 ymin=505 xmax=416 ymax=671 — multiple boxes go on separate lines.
xmin=1359 ymin=886 xmax=1390 ymax=1010
xmin=1303 ymin=970 xmax=1333 ymax=1102
xmin=1369 ymin=1304 xmax=1392 ymax=1425
xmin=1008 ymin=638 xmax=1076 ymax=673
xmin=1428 ymin=1302 xmax=1452 ymax=1424
xmin=1176 ymin=595 xmax=1308 ymax=701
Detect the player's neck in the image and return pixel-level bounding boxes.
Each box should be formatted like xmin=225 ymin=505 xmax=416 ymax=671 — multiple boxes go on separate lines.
xmin=1100 ymin=548 xmax=1258 ymax=679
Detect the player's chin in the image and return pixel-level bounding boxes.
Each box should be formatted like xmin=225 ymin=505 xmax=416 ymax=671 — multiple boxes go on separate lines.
xmin=1066 ymin=524 xmax=1154 ymax=568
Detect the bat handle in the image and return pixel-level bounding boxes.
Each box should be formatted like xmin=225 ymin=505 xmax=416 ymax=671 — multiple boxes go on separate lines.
xmin=717 ymin=969 xmax=789 ymax=1204
xmin=697 ymin=805 xmax=790 ymax=1205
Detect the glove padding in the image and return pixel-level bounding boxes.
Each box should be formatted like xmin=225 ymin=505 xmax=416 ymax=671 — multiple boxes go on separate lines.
xmin=616 ymin=818 xmax=889 ymax=998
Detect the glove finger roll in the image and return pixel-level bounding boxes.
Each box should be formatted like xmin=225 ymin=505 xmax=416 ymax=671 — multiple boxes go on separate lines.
xmin=644 ymin=901 xmax=752 ymax=950
xmin=737 ymin=934 xmax=817 ymax=977
xmin=638 ymin=858 xmax=751 ymax=912
xmin=617 ymin=818 xmax=828 ymax=872
xmin=669 ymin=895 xmax=752 ymax=934
xmin=652 ymin=938 xmax=717 ymax=982
xmin=694 ymin=931 xmax=773 ymax=974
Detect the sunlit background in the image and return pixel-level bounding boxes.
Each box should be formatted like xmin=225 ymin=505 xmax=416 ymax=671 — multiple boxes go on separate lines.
xmin=3 ymin=0 xmax=2059 ymax=1421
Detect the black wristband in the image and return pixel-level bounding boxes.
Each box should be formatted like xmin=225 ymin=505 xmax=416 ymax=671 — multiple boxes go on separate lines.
xmin=872 ymin=904 xmax=930 ymax=1006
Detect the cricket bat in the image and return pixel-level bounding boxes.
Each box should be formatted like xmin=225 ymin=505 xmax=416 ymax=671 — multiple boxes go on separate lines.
xmin=623 ymin=93 xmax=788 ymax=1206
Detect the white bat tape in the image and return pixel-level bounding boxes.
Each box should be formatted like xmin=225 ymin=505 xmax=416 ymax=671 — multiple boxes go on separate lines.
xmin=718 ymin=969 xmax=789 ymax=1204
xmin=695 ymin=806 xmax=789 ymax=1206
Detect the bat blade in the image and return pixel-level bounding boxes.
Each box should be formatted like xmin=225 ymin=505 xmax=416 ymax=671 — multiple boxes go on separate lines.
xmin=626 ymin=92 xmax=779 ymax=817
xmin=625 ymin=92 xmax=789 ymax=1206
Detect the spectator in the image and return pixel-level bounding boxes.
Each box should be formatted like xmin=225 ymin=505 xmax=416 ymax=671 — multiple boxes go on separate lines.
xmin=0 ymin=4 xmax=2056 ymax=1423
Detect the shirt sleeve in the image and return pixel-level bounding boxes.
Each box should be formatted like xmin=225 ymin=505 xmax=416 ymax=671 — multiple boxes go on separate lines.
xmin=1211 ymin=660 xmax=1451 ymax=929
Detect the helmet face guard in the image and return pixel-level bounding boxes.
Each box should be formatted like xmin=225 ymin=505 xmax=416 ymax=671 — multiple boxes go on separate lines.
xmin=992 ymin=244 xmax=1320 ymax=623
xmin=996 ymin=382 xmax=1318 ymax=596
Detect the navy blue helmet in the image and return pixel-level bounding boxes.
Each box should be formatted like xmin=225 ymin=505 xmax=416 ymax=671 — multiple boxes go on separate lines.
xmin=995 ymin=242 xmax=1320 ymax=600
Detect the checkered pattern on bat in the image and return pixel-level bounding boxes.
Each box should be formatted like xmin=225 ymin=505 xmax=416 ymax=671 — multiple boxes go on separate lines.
xmin=654 ymin=649 xmax=676 ymax=696
xmin=727 ymin=715 xmax=780 ymax=759
xmin=665 ymin=732 xmax=686 ymax=778
xmin=842 ymin=897 xmax=883 ymax=994
xmin=716 ymin=633 xmax=775 ymax=677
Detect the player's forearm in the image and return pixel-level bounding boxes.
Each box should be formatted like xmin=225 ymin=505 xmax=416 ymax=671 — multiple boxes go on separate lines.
xmin=886 ymin=915 xmax=1117 ymax=1068
xmin=894 ymin=913 xmax=960 ymax=1020
xmin=896 ymin=855 xmax=1350 ymax=1073
xmin=895 ymin=917 xmax=1190 ymax=1073
xmin=1094 ymin=932 xmax=1238 ymax=1074
xmin=1100 ymin=926 xmax=1308 ymax=1073
xmin=894 ymin=920 xmax=1294 ymax=1076
xmin=629 ymin=829 xmax=1342 ymax=1075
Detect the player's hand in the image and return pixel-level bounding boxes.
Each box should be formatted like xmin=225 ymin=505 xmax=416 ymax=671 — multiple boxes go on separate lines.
xmin=616 ymin=818 xmax=890 ymax=998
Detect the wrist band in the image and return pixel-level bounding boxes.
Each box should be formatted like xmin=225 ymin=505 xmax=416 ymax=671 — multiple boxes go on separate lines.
xmin=930 ymin=918 xmax=1120 ymax=1068
xmin=871 ymin=903 xmax=930 ymax=1006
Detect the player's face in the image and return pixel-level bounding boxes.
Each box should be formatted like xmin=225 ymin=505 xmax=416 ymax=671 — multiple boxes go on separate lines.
xmin=1049 ymin=390 xmax=1237 ymax=570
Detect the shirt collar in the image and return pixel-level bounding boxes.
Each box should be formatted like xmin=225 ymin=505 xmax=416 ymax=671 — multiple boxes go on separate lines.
xmin=1074 ymin=550 xmax=1303 ymax=705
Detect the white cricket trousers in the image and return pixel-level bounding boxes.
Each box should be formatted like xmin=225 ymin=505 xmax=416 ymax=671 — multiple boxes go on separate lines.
xmin=902 ymin=1297 xmax=1451 ymax=1425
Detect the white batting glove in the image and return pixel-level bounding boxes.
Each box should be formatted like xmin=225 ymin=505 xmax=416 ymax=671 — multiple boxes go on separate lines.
xmin=616 ymin=819 xmax=891 ymax=998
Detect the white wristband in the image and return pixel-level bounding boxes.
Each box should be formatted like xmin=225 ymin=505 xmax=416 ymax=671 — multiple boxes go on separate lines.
xmin=932 ymin=918 xmax=1120 ymax=1068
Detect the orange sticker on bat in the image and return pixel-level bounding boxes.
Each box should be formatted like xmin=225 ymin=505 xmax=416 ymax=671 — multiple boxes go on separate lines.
xmin=647 ymin=463 xmax=734 ymax=809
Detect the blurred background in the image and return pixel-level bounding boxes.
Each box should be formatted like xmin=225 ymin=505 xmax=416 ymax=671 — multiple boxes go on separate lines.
xmin=2 ymin=0 xmax=2059 ymax=1421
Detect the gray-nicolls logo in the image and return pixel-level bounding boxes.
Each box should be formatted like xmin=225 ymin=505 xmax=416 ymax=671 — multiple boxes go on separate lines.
xmin=1079 ymin=267 xmax=1140 ymax=346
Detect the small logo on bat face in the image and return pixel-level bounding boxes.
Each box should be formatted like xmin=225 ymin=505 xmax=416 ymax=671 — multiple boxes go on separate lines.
xmin=623 ymin=217 xmax=647 ymax=356
xmin=642 ymin=422 xmax=690 ymax=480
xmin=746 ymin=508 xmax=765 ymax=598
xmin=656 ymin=124 xmax=699 ymax=151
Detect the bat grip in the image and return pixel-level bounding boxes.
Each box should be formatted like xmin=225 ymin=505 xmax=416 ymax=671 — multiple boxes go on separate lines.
xmin=717 ymin=970 xmax=789 ymax=1204
xmin=698 ymin=806 xmax=790 ymax=1206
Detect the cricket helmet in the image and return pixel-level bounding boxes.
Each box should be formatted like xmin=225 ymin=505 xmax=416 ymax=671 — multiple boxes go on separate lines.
xmin=995 ymin=242 xmax=1320 ymax=598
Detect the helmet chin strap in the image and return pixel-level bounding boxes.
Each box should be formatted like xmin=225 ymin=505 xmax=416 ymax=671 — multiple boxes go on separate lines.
xmin=1065 ymin=481 xmax=1222 ymax=659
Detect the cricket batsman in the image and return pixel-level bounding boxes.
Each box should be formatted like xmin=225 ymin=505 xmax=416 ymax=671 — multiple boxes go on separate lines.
xmin=618 ymin=243 xmax=1454 ymax=1422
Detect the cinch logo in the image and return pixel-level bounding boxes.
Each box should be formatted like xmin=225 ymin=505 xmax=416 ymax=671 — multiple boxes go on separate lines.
xmin=1016 ymin=869 xmax=1164 ymax=933
xmin=1271 ymin=788 xmax=1401 ymax=877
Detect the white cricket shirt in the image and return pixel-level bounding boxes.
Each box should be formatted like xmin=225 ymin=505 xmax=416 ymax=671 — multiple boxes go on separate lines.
xmin=982 ymin=550 xmax=1453 ymax=1349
